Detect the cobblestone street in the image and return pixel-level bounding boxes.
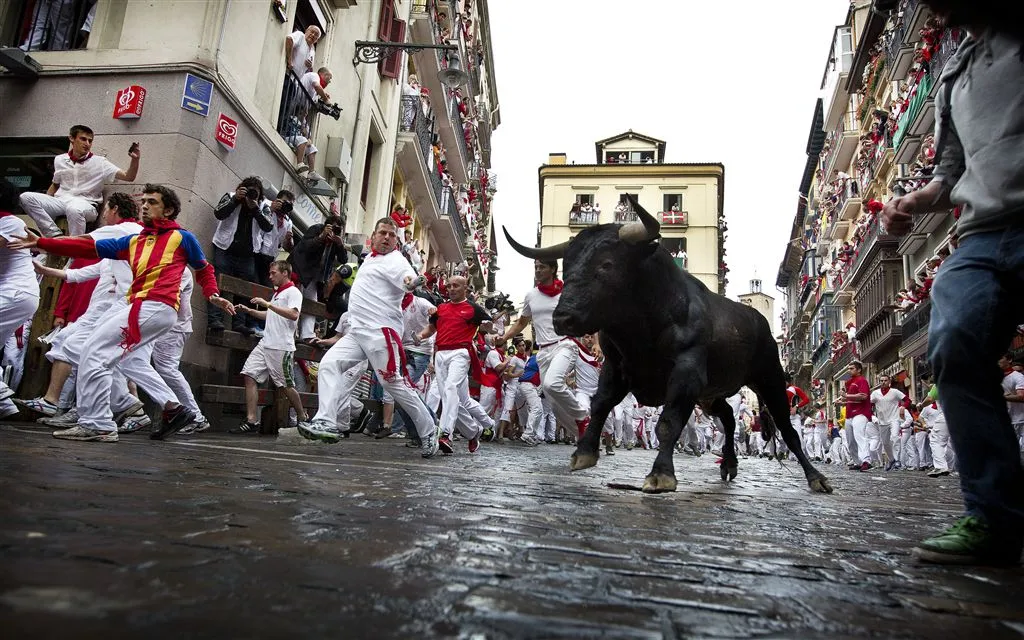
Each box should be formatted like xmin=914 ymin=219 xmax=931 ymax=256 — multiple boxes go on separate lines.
xmin=1 ymin=423 xmax=1022 ymax=639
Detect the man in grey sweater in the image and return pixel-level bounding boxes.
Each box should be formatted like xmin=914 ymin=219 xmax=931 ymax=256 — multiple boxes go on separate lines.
xmin=882 ymin=1 xmax=1023 ymax=566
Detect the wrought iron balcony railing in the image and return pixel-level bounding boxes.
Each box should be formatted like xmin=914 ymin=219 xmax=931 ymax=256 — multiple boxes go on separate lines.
xmin=277 ymin=71 xmax=318 ymax=150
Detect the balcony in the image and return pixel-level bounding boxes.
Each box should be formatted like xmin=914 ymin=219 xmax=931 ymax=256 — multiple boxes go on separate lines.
xmin=396 ymin=96 xmax=462 ymax=260
xmin=832 ymin=340 xmax=858 ymax=372
xmin=812 ymin=338 xmax=833 ymax=379
xmin=854 ymin=259 xmax=904 ymax=362
xmin=837 ymin=179 xmax=862 ymax=222
xmin=660 ymin=210 xmax=688 ymax=227
xmin=614 ymin=208 xmax=638 ymax=223
xmin=899 ymin=299 xmax=931 ymax=355
xmin=858 ymin=310 xmax=902 ymax=363
xmin=409 ymin=1 xmax=470 ymax=183
xmin=276 ymin=71 xmax=318 ymax=155
xmin=820 ymin=111 xmax=860 ymax=181
xmin=569 ymin=211 xmax=600 ymax=227
xmin=8 ymin=1 xmax=94 ymax=53
xmin=845 ymin=215 xmax=900 ymax=289
xmin=820 ymin=26 xmax=854 ymax=130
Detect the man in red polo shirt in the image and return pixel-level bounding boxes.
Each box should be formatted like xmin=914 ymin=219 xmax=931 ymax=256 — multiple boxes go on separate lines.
xmin=841 ymin=360 xmax=873 ymax=471
xmin=417 ymin=275 xmax=495 ymax=454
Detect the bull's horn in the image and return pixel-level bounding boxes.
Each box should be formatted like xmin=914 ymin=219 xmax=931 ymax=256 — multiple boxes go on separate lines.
xmin=502 ymin=226 xmax=569 ymax=261
xmin=619 ymin=194 xmax=661 ymax=244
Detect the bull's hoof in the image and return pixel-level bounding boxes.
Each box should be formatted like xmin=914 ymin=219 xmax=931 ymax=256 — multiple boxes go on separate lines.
xmin=720 ymin=460 xmax=738 ymax=482
xmin=642 ymin=473 xmax=677 ymax=494
xmin=570 ymin=451 xmax=599 ymax=472
xmin=808 ymin=475 xmax=833 ymax=494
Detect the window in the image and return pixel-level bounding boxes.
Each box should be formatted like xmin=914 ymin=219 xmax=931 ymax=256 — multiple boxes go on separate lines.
xmin=663 ymin=238 xmax=688 ymax=270
xmin=576 ymin=194 xmax=594 ymax=206
xmin=614 ymin=193 xmax=638 ymax=222
xmin=360 ymin=139 xmax=377 ymax=208
xmin=378 ymin=0 xmax=407 ymax=80
xmin=663 ymin=194 xmax=683 ymax=211
xmin=569 ymin=194 xmax=597 ymax=225
xmin=293 ymin=0 xmax=327 ymax=37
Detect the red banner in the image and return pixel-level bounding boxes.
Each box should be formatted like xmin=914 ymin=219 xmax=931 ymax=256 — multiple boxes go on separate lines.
xmin=113 ymin=85 xmax=146 ymax=119
xmin=215 ymin=113 xmax=238 ymax=150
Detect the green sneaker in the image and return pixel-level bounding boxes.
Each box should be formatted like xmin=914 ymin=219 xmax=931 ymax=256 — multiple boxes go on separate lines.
xmin=913 ymin=516 xmax=1022 ymax=566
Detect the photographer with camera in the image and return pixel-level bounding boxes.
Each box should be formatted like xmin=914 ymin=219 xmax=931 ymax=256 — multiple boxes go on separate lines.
xmin=255 ymin=190 xmax=295 ymax=287
xmin=288 ymin=214 xmax=348 ymax=343
xmin=208 ymin=177 xmax=274 ymax=334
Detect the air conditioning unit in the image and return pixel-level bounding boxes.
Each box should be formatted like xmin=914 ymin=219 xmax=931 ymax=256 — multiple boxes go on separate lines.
xmin=325 ymin=136 xmax=352 ymax=183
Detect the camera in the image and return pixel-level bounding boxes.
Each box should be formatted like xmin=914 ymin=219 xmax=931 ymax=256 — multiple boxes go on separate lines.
xmin=316 ymin=99 xmax=342 ymax=120
xmin=279 ymin=200 xmax=294 ymax=215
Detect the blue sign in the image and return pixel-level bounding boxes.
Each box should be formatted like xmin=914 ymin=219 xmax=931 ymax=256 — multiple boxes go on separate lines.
xmin=181 ymin=73 xmax=213 ymax=117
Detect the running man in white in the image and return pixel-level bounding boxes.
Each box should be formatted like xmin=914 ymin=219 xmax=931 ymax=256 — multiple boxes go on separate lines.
xmin=297 ymin=217 xmax=440 ymax=458
xmin=869 ymin=374 xmax=906 ymax=470
xmin=998 ymin=352 xmax=1024 ymax=465
xmin=571 ymin=333 xmax=606 ymax=452
xmin=20 ymin=125 xmax=139 ymax=238
xmin=231 ymin=260 xmax=309 ymax=434
xmin=501 ymin=259 xmax=589 ymax=440
xmin=0 ymin=179 xmax=40 ymax=410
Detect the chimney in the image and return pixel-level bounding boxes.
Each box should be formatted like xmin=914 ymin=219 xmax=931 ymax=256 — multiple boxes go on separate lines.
xmin=547 ymin=153 xmax=567 ymax=165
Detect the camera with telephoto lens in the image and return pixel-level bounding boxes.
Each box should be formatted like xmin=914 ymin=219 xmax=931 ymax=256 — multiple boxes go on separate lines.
xmin=279 ymin=200 xmax=293 ymax=215
xmin=316 ymin=99 xmax=342 ymax=120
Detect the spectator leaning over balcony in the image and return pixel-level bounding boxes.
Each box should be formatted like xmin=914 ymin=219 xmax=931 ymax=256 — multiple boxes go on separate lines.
xmin=208 ymin=177 xmax=274 ymax=334
xmin=284 ymin=25 xmax=321 ymax=78
xmin=288 ymin=214 xmax=348 ymax=343
xmin=21 ymin=125 xmax=139 ymax=238
xmin=255 ymin=190 xmax=295 ymax=287
xmin=880 ymin=0 xmax=1024 ymax=566
xmin=291 ymin=67 xmax=333 ymax=175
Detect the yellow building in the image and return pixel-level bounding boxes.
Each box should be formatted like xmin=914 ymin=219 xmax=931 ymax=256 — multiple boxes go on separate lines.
xmin=538 ymin=131 xmax=726 ymax=294
xmin=738 ymin=278 xmax=775 ymax=329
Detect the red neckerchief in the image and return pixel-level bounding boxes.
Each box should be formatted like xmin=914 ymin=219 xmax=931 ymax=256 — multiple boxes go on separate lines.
xmin=402 ymin=293 xmax=414 ymax=310
xmin=880 ymin=387 xmax=891 ymax=395
xmin=120 ymin=218 xmax=183 ymax=353
xmin=0 ymin=210 xmax=13 ymax=219
xmin=1003 ymin=368 xmax=1015 ymax=378
xmin=69 ymin=151 xmax=93 ymax=164
xmin=276 ymin=213 xmax=286 ymax=229
xmin=274 ymin=280 xmax=295 ymax=296
xmin=319 ymin=75 xmax=328 ymax=88
xmin=537 ymin=279 xmax=563 ymax=297
xmin=139 ymin=218 xmax=182 ymax=236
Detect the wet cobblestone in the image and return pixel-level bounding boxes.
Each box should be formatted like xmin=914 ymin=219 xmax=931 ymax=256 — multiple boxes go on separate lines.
xmin=1 ymin=423 xmax=1022 ymax=639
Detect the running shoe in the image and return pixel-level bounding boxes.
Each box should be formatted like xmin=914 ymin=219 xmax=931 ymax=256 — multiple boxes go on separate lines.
xmin=420 ymin=426 xmax=440 ymax=458
xmin=118 ymin=411 xmax=152 ymax=433
xmin=151 ymin=406 xmax=194 ymax=440
xmin=14 ymin=396 xmax=60 ymax=417
xmin=39 ymin=408 xmax=79 ymax=427
xmin=297 ymin=419 xmax=343 ymax=443
xmin=53 ymin=426 xmax=118 ymax=442
xmin=914 ymin=516 xmax=1023 ymax=566
xmin=229 ymin=421 xmax=260 ymax=435
xmin=468 ymin=436 xmax=480 ymax=453
xmin=438 ymin=436 xmax=454 ymax=454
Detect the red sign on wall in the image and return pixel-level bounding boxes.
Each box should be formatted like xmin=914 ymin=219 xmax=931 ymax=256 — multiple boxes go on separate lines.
xmin=113 ymin=85 xmax=146 ymax=119
xmin=215 ymin=113 xmax=238 ymax=150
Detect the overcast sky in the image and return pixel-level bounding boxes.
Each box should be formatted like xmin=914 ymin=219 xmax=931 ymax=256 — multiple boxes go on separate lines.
xmin=487 ymin=0 xmax=849 ymax=333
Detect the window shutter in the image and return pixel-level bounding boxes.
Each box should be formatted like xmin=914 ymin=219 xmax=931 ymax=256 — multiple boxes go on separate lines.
xmin=378 ymin=0 xmax=393 ymax=40
xmin=381 ymin=18 xmax=406 ymax=79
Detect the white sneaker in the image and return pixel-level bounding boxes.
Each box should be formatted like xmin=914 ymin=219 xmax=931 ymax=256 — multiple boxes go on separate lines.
xmin=53 ymin=426 xmax=118 ymax=442
xmin=112 ymin=400 xmax=145 ymax=425
xmin=0 ymin=404 xmax=19 ymax=420
xmin=39 ymin=408 xmax=79 ymax=427
xmin=420 ymin=426 xmax=440 ymax=458
xmin=13 ymin=396 xmax=59 ymax=416
xmin=297 ymin=419 xmax=342 ymax=444
xmin=295 ymin=162 xmax=309 ymax=174
xmin=179 ymin=419 xmax=211 ymax=435
xmin=118 ymin=411 xmax=152 ymax=433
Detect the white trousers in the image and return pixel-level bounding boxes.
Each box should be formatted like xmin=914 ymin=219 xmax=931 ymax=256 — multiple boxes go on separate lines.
xmin=815 ymin=426 xmax=829 ymax=458
xmin=801 ymin=426 xmax=817 ymax=458
xmin=433 ymin=349 xmax=491 ymax=440
xmin=848 ymin=414 xmax=870 ymax=464
xmin=479 ymin=385 xmax=499 ymax=418
xmin=334 ymin=361 xmax=368 ymax=429
xmin=152 ymin=330 xmax=205 ymax=421
xmin=515 ymin=382 xmax=543 ymax=439
xmin=539 ymin=394 xmax=556 ymax=441
xmin=537 ymin=340 xmax=587 ymax=428
xmin=930 ymin=422 xmax=955 ymax=472
xmin=47 ymin=296 xmax=114 ymax=364
xmin=0 ymin=290 xmax=39 ymax=398
xmin=916 ymin=431 xmax=932 ymax=468
xmin=900 ymin=429 xmax=919 ymax=468
xmin=297 ymin=281 xmax=318 ymax=340
xmin=77 ymin=301 xmax=177 ymax=433
xmin=20 ymin=192 xmax=97 ymax=238
xmin=312 ymin=327 xmax=435 ymax=438
xmin=499 ymin=380 xmax=520 ymax=422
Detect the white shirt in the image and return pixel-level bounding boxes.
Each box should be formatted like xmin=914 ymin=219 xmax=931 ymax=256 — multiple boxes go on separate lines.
xmin=261 ymin=284 xmax=303 ymax=351
xmin=484 ymin=349 xmax=503 ymax=377
xmin=52 ymin=154 xmax=119 ymax=202
xmin=287 ymin=31 xmax=315 ymax=78
xmin=504 ymin=355 xmax=525 ymax=384
xmin=575 ymin=349 xmax=600 ymax=397
xmin=300 ymin=70 xmax=322 ymax=101
xmin=347 ymin=249 xmax=415 ymax=334
xmin=920 ymin=403 xmax=946 ymax=429
xmin=522 ymin=288 xmax=561 ymax=347
xmin=0 ymin=216 xmax=38 ymax=296
xmin=258 ymin=215 xmax=292 ymax=258
xmin=870 ymin=387 xmax=906 ymax=425
xmin=174 ymin=269 xmax=194 ymax=334
xmin=812 ymin=409 xmax=828 ymax=428
xmin=1003 ymin=370 xmax=1024 ymax=424
xmin=402 ymin=295 xmax=434 ymax=354
xmin=66 ymin=220 xmax=142 ymax=302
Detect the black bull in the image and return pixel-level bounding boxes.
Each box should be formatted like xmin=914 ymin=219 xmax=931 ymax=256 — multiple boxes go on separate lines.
xmin=504 ymin=196 xmax=832 ymax=494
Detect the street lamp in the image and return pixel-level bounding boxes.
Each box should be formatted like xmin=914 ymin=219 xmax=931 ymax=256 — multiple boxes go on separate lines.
xmin=352 ymin=40 xmax=469 ymax=88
